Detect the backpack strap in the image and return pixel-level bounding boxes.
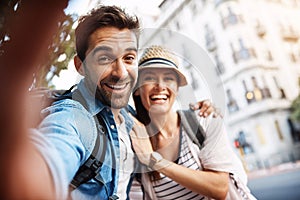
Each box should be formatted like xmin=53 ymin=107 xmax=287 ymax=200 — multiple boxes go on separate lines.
xmin=177 ymin=109 xmax=205 ymax=148
xmin=57 ymin=86 xmax=108 ymax=190
xmin=69 ymin=113 xmax=107 ymax=189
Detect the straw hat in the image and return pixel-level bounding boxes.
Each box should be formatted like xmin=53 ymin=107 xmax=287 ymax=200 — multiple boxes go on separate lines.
xmin=138 ymin=45 xmax=187 ymax=86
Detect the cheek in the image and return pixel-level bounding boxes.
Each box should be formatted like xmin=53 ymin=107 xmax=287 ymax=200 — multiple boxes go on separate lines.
xmin=169 ymin=83 xmax=179 ymax=94
xmin=128 ymin=66 xmax=138 ymax=83
xmin=139 ymin=85 xmax=152 ymax=106
xmin=88 ymin=65 xmax=111 ymax=84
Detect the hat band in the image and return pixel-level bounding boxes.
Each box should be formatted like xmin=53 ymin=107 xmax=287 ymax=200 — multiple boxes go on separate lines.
xmin=139 ymin=58 xmax=178 ymax=68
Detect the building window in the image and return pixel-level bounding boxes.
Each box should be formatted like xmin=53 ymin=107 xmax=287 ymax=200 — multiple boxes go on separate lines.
xmin=243 ymin=80 xmax=253 ymax=104
xmin=245 ymin=77 xmax=264 ymax=104
xmin=251 ymin=76 xmax=263 ymax=101
xmin=205 ymin=24 xmax=217 ymax=52
xmin=175 ymin=21 xmax=181 ymax=30
xmin=214 ymin=54 xmax=225 ymax=75
xmin=274 ymin=120 xmax=284 ymax=141
xmin=280 ymin=24 xmax=299 ymax=43
xmin=286 ymin=43 xmax=300 ymax=63
xmin=221 ymin=6 xmax=243 ymax=29
xmin=256 ymin=125 xmax=266 ymax=145
xmin=255 ymin=19 xmax=266 ymax=38
xmin=273 ymin=76 xmax=286 ymax=99
xmin=231 ymin=38 xmax=256 ymax=63
xmin=226 ymin=89 xmax=239 ymax=113
xmin=261 ymin=76 xmax=272 ymax=99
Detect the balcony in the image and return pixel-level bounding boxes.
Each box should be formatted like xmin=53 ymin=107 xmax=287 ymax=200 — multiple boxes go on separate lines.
xmin=227 ymin=98 xmax=291 ymax=126
xmin=215 ymin=0 xmax=238 ymax=7
xmin=281 ymin=27 xmax=299 ymax=42
xmin=256 ymin=23 xmax=266 ymax=38
xmin=222 ymin=14 xmax=243 ymax=29
xmin=232 ymin=47 xmax=256 ymax=64
xmin=205 ymin=33 xmax=217 ymax=52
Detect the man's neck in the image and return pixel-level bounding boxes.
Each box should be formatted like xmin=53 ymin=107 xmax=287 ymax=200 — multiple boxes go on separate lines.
xmin=111 ymin=108 xmax=121 ymax=125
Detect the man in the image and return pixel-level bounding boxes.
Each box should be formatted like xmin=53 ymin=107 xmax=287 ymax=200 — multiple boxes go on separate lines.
xmin=32 ymin=5 xmax=140 ymax=199
xmin=30 ymin=5 xmax=216 ymax=200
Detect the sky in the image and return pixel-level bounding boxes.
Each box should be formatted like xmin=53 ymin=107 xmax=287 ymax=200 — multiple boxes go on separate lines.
xmin=64 ymin=0 xmax=162 ymax=15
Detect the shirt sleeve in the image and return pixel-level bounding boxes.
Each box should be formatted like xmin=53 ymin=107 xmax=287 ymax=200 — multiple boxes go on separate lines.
xmin=30 ymin=129 xmax=69 ymax=199
xmin=30 ymin=100 xmax=97 ymax=199
xmin=198 ymin=117 xmax=248 ymax=184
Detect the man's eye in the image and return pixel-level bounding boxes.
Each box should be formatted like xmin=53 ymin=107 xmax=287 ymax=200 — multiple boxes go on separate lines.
xmin=124 ymin=55 xmax=136 ymax=63
xmin=97 ymin=56 xmax=113 ymax=65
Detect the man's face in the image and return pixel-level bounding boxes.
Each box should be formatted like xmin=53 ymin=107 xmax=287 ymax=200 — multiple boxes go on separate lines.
xmin=83 ymin=27 xmax=138 ymax=109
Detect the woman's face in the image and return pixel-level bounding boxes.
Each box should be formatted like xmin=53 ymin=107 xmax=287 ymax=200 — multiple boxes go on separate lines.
xmin=135 ymin=67 xmax=179 ymax=115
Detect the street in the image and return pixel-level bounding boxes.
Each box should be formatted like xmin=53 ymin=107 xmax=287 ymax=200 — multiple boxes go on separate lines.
xmin=248 ymin=168 xmax=300 ymax=200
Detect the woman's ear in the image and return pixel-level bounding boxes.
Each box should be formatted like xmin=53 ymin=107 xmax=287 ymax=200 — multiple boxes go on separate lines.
xmin=74 ymin=55 xmax=85 ymax=76
xmin=133 ymin=88 xmax=140 ymax=96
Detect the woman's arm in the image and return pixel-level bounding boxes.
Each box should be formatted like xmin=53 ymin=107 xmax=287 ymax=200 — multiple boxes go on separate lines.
xmin=130 ymin=118 xmax=229 ymax=200
xmin=154 ymin=158 xmax=229 ymax=200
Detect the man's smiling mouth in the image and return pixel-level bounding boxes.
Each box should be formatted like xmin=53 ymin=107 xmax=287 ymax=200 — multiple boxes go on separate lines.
xmin=105 ymin=83 xmax=128 ymax=90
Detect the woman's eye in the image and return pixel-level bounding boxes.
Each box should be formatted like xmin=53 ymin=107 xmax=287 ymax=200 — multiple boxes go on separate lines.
xmin=144 ymin=76 xmax=156 ymax=81
xmin=165 ymin=77 xmax=175 ymax=81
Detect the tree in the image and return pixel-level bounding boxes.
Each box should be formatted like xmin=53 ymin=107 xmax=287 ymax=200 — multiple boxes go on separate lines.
xmin=291 ymin=94 xmax=300 ymax=122
xmin=31 ymin=13 xmax=77 ymax=88
xmin=1 ymin=0 xmax=77 ymax=89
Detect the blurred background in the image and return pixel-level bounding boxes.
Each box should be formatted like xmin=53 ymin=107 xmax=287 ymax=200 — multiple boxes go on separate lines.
xmin=1 ymin=0 xmax=300 ymax=199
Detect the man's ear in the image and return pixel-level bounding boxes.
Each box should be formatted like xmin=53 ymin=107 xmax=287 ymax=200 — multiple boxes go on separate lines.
xmin=74 ymin=55 xmax=85 ymax=76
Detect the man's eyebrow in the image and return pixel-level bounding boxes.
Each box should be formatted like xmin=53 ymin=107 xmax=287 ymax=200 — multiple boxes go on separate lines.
xmin=125 ymin=47 xmax=137 ymax=52
xmin=92 ymin=46 xmax=113 ymax=57
xmin=91 ymin=46 xmax=137 ymax=57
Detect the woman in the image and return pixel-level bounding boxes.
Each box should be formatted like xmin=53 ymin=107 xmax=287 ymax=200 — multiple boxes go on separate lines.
xmin=130 ymin=45 xmax=254 ymax=200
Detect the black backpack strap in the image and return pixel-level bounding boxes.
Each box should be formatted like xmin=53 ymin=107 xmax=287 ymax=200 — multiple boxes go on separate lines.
xmin=70 ymin=113 xmax=108 ymax=189
xmin=66 ymin=87 xmax=108 ymax=190
xmin=177 ymin=109 xmax=205 ymax=148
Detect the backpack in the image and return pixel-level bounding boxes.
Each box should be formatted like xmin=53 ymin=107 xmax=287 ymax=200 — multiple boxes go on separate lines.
xmin=178 ymin=110 xmax=256 ymax=200
xmin=28 ymin=85 xmax=108 ymax=190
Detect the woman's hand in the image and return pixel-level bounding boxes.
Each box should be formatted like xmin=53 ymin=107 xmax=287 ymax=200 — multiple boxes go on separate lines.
xmin=130 ymin=117 xmax=153 ymax=166
xmin=189 ymin=100 xmax=223 ymax=118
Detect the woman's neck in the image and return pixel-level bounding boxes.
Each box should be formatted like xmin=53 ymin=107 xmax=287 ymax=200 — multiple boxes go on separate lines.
xmin=147 ymin=111 xmax=179 ymax=138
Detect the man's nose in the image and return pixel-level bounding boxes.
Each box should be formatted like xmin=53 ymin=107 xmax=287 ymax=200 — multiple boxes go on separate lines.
xmin=112 ymin=59 xmax=128 ymax=78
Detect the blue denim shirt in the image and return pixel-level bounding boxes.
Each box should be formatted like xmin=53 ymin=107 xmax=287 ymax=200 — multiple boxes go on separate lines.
xmin=35 ymin=79 xmax=134 ymax=200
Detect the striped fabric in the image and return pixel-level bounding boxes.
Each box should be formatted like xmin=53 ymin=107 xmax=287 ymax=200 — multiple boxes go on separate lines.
xmin=151 ymin=130 xmax=205 ymax=200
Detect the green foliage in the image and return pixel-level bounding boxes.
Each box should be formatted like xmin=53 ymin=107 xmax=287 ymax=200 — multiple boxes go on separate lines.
xmin=33 ymin=13 xmax=78 ymax=88
xmin=291 ymin=94 xmax=300 ymax=122
xmin=0 ymin=0 xmax=78 ymax=88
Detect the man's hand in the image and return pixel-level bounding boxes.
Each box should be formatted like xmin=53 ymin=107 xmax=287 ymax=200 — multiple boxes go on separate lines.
xmin=189 ymin=100 xmax=223 ymax=118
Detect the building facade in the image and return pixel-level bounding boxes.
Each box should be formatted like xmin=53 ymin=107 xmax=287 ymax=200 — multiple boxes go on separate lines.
xmin=139 ymin=0 xmax=300 ymax=171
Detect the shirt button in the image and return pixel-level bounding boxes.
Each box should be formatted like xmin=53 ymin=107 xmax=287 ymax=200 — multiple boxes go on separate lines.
xmin=106 ymin=108 xmax=110 ymax=112
xmin=110 ymin=125 xmax=115 ymax=129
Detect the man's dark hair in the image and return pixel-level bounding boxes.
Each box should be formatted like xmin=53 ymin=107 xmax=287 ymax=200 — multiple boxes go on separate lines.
xmin=75 ymin=5 xmax=140 ymax=61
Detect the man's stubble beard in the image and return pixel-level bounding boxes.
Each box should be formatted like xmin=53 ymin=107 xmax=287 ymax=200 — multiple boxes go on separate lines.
xmin=95 ymin=83 xmax=133 ymax=109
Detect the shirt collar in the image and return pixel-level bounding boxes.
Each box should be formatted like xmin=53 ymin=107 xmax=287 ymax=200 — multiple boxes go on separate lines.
xmin=77 ymin=79 xmax=106 ymax=116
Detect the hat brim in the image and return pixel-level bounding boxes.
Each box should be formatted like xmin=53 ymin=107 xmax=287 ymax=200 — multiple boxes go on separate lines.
xmin=138 ymin=63 xmax=188 ymax=87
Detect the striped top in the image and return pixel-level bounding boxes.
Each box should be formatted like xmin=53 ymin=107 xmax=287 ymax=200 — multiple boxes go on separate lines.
xmin=151 ymin=130 xmax=205 ymax=200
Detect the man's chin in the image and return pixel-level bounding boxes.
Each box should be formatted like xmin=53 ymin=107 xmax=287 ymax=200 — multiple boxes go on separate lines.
xmin=110 ymin=97 xmax=130 ymax=109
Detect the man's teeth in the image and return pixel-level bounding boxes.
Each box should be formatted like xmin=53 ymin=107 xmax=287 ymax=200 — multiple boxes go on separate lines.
xmin=150 ymin=94 xmax=167 ymax=100
xmin=107 ymin=83 xmax=127 ymax=89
